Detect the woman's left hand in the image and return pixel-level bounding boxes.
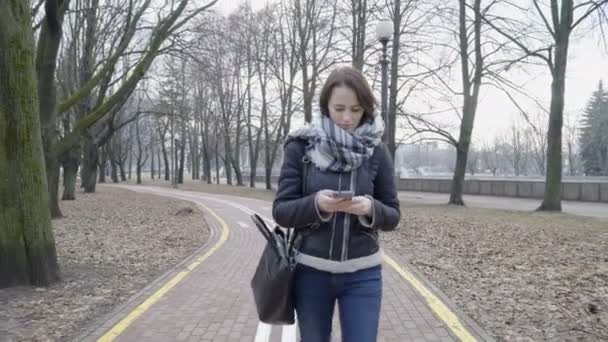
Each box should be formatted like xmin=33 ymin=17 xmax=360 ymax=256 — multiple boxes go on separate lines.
xmin=336 ymin=196 xmax=373 ymax=216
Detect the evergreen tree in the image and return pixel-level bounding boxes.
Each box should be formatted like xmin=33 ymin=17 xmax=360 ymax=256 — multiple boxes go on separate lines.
xmin=579 ymin=81 xmax=608 ymax=176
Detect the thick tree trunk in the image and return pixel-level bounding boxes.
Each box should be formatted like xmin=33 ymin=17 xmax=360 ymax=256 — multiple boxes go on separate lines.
xmin=178 ymin=143 xmax=185 ymax=184
xmin=539 ymin=27 xmax=570 ymax=211
xmin=119 ymin=164 xmax=127 ymax=181
xmin=215 ymin=137 xmax=220 ymax=184
xmin=263 ymin=101 xmax=272 ymax=190
xmin=61 ymin=151 xmax=78 ymax=200
xmin=245 ymin=45 xmax=257 ymax=188
xmin=161 ymin=139 xmax=170 ymax=181
xmin=449 ymin=0 xmax=482 ymax=206
xmin=46 ymin=159 xmax=62 ymax=218
xmin=449 ymin=143 xmax=469 ymax=205
xmin=157 ymin=144 xmax=162 ymax=180
xmin=222 ymin=124 xmax=233 ymax=185
xmin=110 ymin=161 xmax=118 ymax=183
xmin=156 ymin=142 xmax=161 ymax=179
xmin=127 ymin=146 xmax=132 ymax=180
xmin=108 ymin=145 xmax=119 ymax=183
xmin=204 ymin=150 xmax=211 ymax=184
xmin=118 ymin=150 xmax=127 ymax=181
xmin=37 ymin=0 xmax=70 ymax=219
xmin=136 ymin=163 xmax=142 ymax=184
xmin=232 ymin=153 xmax=243 ymax=186
xmin=201 ymin=120 xmax=211 ymax=184
xmin=78 ymin=0 xmax=98 ymax=192
xmin=189 ymin=125 xmax=199 ymax=180
xmin=60 ymin=114 xmax=79 ymax=200
xmin=98 ymin=146 xmax=107 ymax=183
xmin=0 ymin=0 xmax=60 ymax=287
xmin=81 ymin=137 xmax=98 ymax=192
xmin=539 ymin=77 xmax=566 ymax=210
xmin=64 ymin=0 xmax=97 ymax=197
xmin=250 ymin=148 xmax=260 ymax=188
xmin=233 ymin=93 xmax=244 ymax=187
xmin=265 ymin=156 xmax=272 ymax=190
xmin=151 ymin=143 xmax=155 ymax=180
xmin=450 ymin=100 xmax=477 ymax=205
xmin=247 ymin=112 xmax=256 ymax=188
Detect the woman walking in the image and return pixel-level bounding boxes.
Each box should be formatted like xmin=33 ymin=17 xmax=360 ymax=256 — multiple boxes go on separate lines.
xmin=272 ymin=66 xmax=400 ymax=342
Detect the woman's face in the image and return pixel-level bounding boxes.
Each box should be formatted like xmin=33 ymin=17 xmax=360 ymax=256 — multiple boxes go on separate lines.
xmin=328 ymin=85 xmax=364 ymax=133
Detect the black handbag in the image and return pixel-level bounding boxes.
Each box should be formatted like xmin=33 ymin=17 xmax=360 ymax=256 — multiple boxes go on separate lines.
xmin=250 ymin=213 xmax=299 ymax=325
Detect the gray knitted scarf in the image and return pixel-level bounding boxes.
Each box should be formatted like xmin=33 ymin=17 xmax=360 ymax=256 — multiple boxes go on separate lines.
xmin=288 ymin=114 xmax=384 ymax=172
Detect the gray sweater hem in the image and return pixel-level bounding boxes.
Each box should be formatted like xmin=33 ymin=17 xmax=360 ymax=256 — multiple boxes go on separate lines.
xmin=295 ymin=250 xmax=383 ymax=274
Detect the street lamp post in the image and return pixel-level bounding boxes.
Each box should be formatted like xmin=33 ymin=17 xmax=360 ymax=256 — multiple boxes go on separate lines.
xmin=376 ymin=19 xmax=393 ymax=144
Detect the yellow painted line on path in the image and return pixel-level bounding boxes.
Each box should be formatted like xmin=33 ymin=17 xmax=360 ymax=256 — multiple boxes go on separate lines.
xmin=97 ymin=203 xmax=230 ymax=342
xmin=383 ymin=254 xmax=477 ymax=342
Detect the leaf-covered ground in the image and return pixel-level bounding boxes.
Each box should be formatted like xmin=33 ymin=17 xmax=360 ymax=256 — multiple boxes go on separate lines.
xmin=381 ymin=204 xmax=608 ymax=341
xmin=2 ymin=180 xmax=606 ymax=341
xmin=0 ymin=186 xmax=209 ymax=342
xmin=141 ymin=179 xmax=608 ymax=341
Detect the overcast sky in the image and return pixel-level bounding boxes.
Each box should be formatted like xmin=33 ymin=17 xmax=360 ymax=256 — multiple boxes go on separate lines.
xmin=216 ymin=0 xmax=608 ymax=143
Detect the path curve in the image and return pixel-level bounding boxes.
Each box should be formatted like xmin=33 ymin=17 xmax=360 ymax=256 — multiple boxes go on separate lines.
xmin=77 ymin=185 xmax=493 ymax=342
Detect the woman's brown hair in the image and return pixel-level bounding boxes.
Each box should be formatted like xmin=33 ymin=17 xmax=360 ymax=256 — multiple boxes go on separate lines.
xmin=319 ymin=66 xmax=376 ymax=123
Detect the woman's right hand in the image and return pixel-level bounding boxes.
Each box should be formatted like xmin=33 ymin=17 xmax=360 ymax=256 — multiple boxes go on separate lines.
xmin=316 ymin=190 xmax=349 ymax=214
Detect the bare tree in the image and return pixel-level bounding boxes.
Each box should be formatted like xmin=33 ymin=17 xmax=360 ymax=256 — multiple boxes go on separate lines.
xmin=291 ymin=0 xmax=339 ymax=123
xmin=195 ymin=17 xmax=243 ymax=185
xmin=135 ymin=117 xmax=150 ymax=184
xmin=340 ymin=0 xmax=375 ymax=70
xmin=263 ymin=2 xmax=303 ymax=188
xmin=401 ymin=0 xmax=510 ymax=205
xmin=193 ymin=75 xmax=213 ymax=184
xmin=239 ymin=5 xmax=264 ymax=188
xmin=250 ymin=6 xmax=278 ymax=190
xmin=481 ymin=138 xmax=504 ymax=176
xmin=36 ymin=0 xmax=71 ymax=217
xmin=508 ymin=119 xmax=528 ymax=176
xmin=98 ymin=145 xmax=108 ymax=183
xmin=365 ymin=0 xmax=432 ymax=160
xmin=156 ymin=116 xmax=171 ymax=181
xmin=564 ymin=111 xmax=579 ymax=176
xmin=41 ymin=0 xmax=219 ymax=217
xmin=482 ymin=0 xmax=608 ymax=210
xmin=522 ymin=111 xmax=549 ymax=176
xmin=385 ymin=0 xmax=424 ymax=159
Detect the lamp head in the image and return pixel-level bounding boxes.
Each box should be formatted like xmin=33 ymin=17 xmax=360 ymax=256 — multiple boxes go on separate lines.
xmin=376 ymin=19 xmax=393 ymax=43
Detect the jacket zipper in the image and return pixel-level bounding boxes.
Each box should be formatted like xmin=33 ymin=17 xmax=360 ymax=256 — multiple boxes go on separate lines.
xmin=302 ymin=155 xmax=310 ymax=194
xmin=329 ymin=173 xmax=342 ymax=259
xmin=341 ymin=169 xmax=356 ymax=261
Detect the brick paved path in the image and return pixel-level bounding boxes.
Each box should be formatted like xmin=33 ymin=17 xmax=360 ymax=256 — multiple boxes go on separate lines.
xmin=77 ymin=186 xmax=494 ymax=342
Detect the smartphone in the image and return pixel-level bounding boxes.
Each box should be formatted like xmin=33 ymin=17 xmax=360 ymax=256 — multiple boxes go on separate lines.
xmin=333 ymin=190 xmax=354 ymax=200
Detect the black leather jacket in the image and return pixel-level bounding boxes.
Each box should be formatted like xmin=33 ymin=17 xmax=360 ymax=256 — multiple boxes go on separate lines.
xmin=272 ymin=138 xmax=400 ymax=268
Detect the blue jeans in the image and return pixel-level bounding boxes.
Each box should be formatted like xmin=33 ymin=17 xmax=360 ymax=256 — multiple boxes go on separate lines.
xmin=294 ymin=264 xmax=382 ymax=342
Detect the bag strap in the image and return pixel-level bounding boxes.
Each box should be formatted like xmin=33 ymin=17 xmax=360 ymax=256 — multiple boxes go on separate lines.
xmin=251 ymin=213 xmax=273 ymax=243
xmin=286 ymin=155 xmax=311 ymax=252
